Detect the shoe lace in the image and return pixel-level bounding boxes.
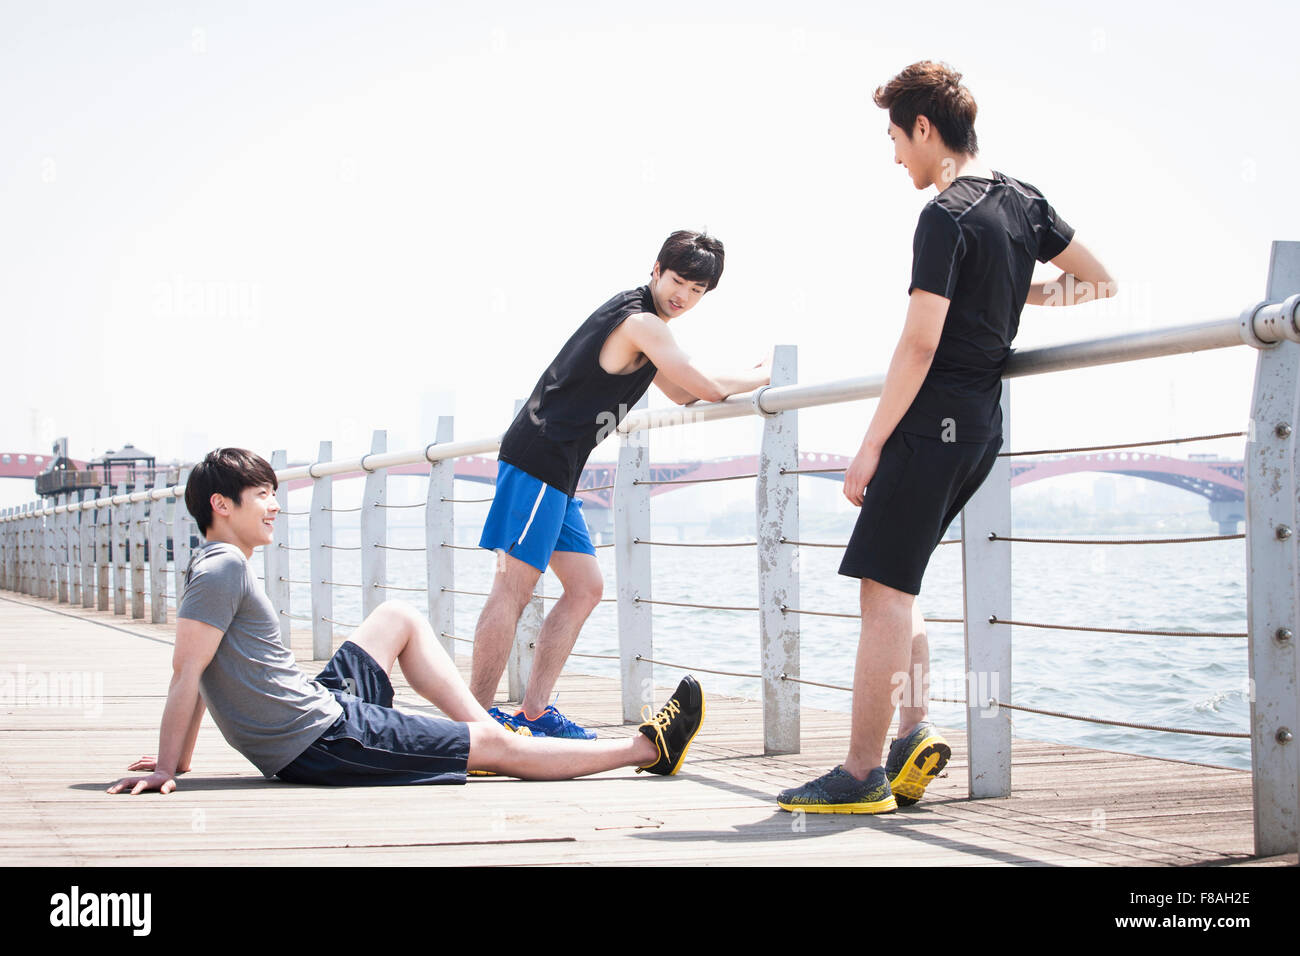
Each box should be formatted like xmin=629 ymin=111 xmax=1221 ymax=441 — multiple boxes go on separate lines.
xmin=638 ymin=696 xmax=681 ymax=759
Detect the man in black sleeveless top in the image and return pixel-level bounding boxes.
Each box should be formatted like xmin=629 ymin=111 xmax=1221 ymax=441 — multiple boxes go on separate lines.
xmin=472 ymin=231 xmax=771 ymax=738
xmin=778 ymin=62 xmax=1116 ymax=812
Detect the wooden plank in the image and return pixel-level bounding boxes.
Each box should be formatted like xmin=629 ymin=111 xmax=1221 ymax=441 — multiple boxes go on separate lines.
xmin=0 ymin=591 xmax=1283 ymax=868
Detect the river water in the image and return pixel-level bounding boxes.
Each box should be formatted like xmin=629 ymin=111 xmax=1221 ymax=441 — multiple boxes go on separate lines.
xmin=275 ymin=489 xmax=1251 ymax=771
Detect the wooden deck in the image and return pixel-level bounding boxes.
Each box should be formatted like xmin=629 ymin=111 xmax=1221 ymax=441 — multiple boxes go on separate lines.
xmin=1 ymin=592 xmax=1293 ymax=867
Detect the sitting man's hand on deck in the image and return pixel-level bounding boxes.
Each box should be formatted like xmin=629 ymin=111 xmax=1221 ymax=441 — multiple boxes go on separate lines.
xmin=108 ymin=770 xmax=178 ymax=795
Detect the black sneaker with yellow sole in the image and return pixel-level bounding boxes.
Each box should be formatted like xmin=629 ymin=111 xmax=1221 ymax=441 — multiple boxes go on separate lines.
xmin=636 ymin=675 xmax=704 ymax=775
xmin=884 ymin=721 xmax=951 ymax=805
xmin=776 ymin=765 xmax=897 ymax=814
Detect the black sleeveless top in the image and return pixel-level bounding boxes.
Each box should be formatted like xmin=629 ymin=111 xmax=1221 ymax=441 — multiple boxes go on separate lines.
xmin=498 ymin=286 xmax=659 ymax=496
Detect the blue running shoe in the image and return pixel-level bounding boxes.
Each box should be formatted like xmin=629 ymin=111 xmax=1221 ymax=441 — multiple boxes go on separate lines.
xmin=511 ymin=703 xmax=596 ymax=740
xmin=487 ymin=706 xmax=543 ymax=737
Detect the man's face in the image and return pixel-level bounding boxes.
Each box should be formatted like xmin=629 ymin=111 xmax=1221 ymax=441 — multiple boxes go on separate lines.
xmin=648 ymin=264 xmax=708 ymax=319
xmin=217 ymin=483 xmax=279 ymax=551
xmin=888 ymin=121 xmax=931 ymax=190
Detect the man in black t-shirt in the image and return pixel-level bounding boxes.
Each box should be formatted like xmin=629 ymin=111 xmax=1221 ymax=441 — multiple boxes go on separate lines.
xmin=778 ymin=61 xmax=1116 ymax=813
xmin=471 ymin=231 xmax=770 ymax=738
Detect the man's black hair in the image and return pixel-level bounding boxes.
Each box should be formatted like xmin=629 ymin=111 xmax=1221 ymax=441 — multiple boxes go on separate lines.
xmin=184 ymin=447 xmax=278 ymax=535
xmin=656 ymin=230 xmax=725 ymax=291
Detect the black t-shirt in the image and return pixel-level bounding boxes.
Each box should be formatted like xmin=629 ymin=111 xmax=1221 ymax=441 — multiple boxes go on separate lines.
xmin=498 ymin=286 xmax=659 ymax=496
xmin=899 ymin=171 xmax=1074 ymax=442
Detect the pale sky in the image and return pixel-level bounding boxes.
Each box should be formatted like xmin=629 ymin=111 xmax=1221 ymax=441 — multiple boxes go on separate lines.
xmin=3 ymin=0 xmax=1297 ymax=510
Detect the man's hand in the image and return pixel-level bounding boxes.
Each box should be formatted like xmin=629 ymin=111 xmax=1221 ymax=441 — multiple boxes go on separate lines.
xmin=124 ymin=755 xmax=189 ymax=774
xmin=107 ymin=771 xmax=178 ymax=795
xmin=843 ymin=440 xmax=882 ymax=507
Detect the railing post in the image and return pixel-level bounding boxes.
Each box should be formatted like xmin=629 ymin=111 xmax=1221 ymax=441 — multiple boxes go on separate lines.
xmin=81 ymin=492 xmax=95 ymax=607
xmin=961 ymin=383 xmax=1014 ymax=798
xmin=425 ymin=418 xmax=455 ymax=658
xmin=266 ymin=449 xmax=291 ymax=649
xmin=615 ymin=394 xmax=653 ymax=722
xmin=130 ymin=488 xmax=147 ymax=619
xmin=39 ymin=504 xmax=51 ymax=599
xmin=113 ymin=483 xmax=128 ymax=615
xmin=19 ymin=506 xmax=28 ymax=594
xmin=27 ymin=505 xmax=38 ymax=596
xmin=310 ymin=441 xmax=334 ymax=660
xmin=756 ymin=344 xmax=800 ymax=754
xmin=70 ymin=495 xmax=83 ymax=606
xmin=149 ymin=475 xmax=169 ymax=624
xmin=1245 ymin=239 xmax=1300 ymax=857
xmin=55 ymin=494 xmax=69 ymax=604
xmin=172 ymin=468 xmax=194 ymax=608
xmin=361 ymin=430 xmax=387 ymax=619
xmin=96 ymin=490 xmax=110 ymax=611
xmin=1 ymin=510 xmax=9 ymax=591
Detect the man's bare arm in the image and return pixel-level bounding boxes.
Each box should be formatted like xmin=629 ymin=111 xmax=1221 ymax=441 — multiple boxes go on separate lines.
xmin=1026 ymin=239 xmax=1117 ymax=306
xmin=843 ymin=290 xmax=949 ymax=506
xmin=627 ymin=315 xmax=769 ymax=405
xmin=108 ymin=618 xmax=221 ymax=794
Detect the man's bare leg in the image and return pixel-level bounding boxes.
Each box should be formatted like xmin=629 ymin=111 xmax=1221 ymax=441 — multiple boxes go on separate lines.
xmin=841 ymin=578 xmax=916 ymax=781
xmin=894 ymin=600 xmax=930 ymax=739
xmin=468 ymin=551 xmax=541 ymax=709
xmin=351 ymin=600 xmax=495 ymax=723
xmin=349 ymin=600 xmax=680 ymax=779
xmin=519 ymin=549 xmax=602 ymax=717
xmin=466 ymin=721 xmax=658 ymax=778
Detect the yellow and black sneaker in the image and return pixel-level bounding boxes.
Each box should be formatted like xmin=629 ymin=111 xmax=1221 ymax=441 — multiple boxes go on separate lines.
xmin=777 ymin=766 xmax=897 ymax=814
xmin=636 ymin=675 xmax=705 ymax=775
xmin=884 ymin=721 xmax=951 ymax=805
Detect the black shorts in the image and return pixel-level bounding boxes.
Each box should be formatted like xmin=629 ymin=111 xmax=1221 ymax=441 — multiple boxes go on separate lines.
xmin=275 ymin=641 xmax=470 ymax=786
xmin=838 ymin=429 xmax=1002 ymax=595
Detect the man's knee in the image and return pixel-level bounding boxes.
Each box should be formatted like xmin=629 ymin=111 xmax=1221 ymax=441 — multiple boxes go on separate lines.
xmin=376 ymin=599 xmax=423 ymax=632
xmin=563 ymin=571 xmax=603 ymax=612
xmin=859 ymin=577 xmax=914 ymax=615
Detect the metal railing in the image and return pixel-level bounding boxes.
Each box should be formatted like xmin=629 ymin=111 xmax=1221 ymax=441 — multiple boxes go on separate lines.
xmin=2 ymin=242 xmax=1297 ymax=857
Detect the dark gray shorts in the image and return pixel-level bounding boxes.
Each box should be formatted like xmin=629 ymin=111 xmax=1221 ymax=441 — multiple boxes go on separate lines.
xmin=838 ymin=429 xmax=1002 ymax=595
xmin=275 ymin=641 xmax=470 ymax=786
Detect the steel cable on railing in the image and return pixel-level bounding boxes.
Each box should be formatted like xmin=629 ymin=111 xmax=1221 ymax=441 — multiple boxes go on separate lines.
xmin=988 ymin=531 xmax=1245 ymax=545
xmin=375 ymin=502 xmax=426 ymax=509
xmin=320 ymin=506 xmax=361 ymax=513
xmin=999 ymin=429 xmax=1246 ymax=458
xmin=988 ymin=615 xmax=1246 ymax=639
xmin=634 ymin=537 xmax=756 ymax=547
xmin=322 ymin=616 xmax=360 ymax=628
xmin=372 ymin=583 xmax=428 ymax=592
xmin=633 ymin=654 xmax=761 ymax=680
xmin=988 ymin=699 xmax=1251 ymax=738
xmin=440 ymin=586 xmax=614 ymax=604
xmin=780 ymin=604 xmax=962 ymax=624
xmin=373 ymin=544 xmax=427 ymax=552
xmin=780 ymin=535 xmax=960 ymax=548
xmin=634 ymin=597 xmax=759 ymax=612
xmin=633 ymin=472 xmax=757 ymax=486
xmin=442 ymin=496 xmax=494 ymax=503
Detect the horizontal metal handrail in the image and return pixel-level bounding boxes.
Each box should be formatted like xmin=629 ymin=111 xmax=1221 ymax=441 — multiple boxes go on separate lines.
xmin=5 ymin=305 xmax=1294 ymax=524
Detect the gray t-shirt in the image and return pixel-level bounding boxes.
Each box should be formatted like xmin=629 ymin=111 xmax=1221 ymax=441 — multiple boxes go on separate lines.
xmin=179 ymin=541 xmax=342 ymax=776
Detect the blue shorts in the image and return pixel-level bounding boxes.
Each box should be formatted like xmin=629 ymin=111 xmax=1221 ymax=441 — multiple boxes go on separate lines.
xmin=275 ymin=641 xmax=470 ymax=786
xmin=478 ymin=461 xmax=595 ymax=572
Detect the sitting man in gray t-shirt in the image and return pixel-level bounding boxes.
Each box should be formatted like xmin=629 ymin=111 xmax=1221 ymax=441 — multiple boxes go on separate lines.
xmin=109 ymin=447 xmax=703 ymax=794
